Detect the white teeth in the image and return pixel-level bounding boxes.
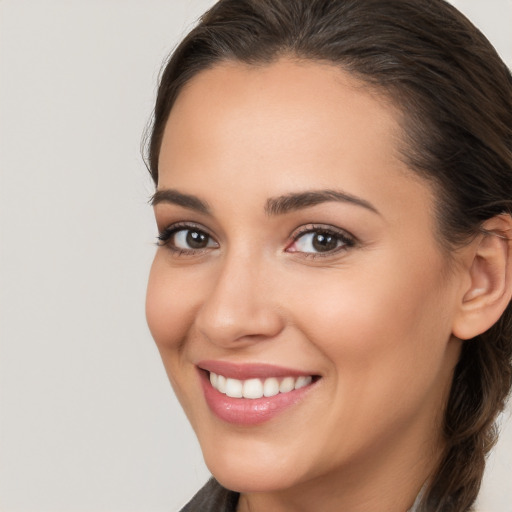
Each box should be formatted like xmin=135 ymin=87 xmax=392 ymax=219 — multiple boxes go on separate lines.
xmin=295 ymin=375 xmax=312 ymax=389
xmin=217 ymin=374 xmax=227 ymax=393
xmin=279 ymin=377 xmax=295 ymax=393
xmin=225 ymin=378 xmax=243 ymax=398
xmin=208 ymin=372 xmax=314 ymax=399
xmin=243 ymin=378 xmax=263 ymax=399
xmin=263 ymin=377 xmax=280 ymax=397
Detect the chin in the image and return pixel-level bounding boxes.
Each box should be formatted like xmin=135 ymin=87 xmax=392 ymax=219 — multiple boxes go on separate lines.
xmin=201 ymin=440 xmax=306 ymax=493
xmin=210 ymin=466 xmax=300 ymax=494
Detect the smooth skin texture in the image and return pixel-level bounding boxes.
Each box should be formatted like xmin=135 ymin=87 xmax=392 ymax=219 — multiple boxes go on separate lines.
xmin=146 ymin=60 xmax=511 ymax=512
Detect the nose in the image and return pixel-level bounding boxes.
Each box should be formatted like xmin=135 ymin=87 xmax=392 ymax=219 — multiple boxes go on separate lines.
xmin=194 ymin=253 xmax=285 ymax=348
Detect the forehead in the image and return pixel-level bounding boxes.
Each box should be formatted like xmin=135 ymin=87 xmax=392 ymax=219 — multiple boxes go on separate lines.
xmin=163 ymin=58 xmax=403 ymax=163
xmin=158 ymin=58 xmax=435 ymax=230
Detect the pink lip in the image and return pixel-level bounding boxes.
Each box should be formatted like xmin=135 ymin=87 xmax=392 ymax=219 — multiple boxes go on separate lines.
xmin=197 ymin=361 xmax=319 ymax=426
xmin=197 ymin=360 xmax=313 ymax=379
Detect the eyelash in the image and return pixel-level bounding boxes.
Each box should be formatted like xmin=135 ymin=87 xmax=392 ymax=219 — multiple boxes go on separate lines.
xmin=287 ymin=224 xmax=356 ymax=259
xmin=156 ymin=222 xmax=357 ymax=258
xmin=157 ymin=222 xmax=217 ymax=256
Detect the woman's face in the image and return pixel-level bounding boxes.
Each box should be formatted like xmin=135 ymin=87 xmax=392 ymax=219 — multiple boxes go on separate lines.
xmin=146 ymin=60 xmax=464 ymax=495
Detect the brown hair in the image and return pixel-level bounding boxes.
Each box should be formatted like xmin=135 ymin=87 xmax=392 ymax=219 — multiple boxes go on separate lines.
xmin=145 ymin=1 xmax=512 ymax=510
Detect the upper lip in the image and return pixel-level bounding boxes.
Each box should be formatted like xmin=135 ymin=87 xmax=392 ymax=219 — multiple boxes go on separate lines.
xmin=197 ymin=360 xmax=317 ymax=380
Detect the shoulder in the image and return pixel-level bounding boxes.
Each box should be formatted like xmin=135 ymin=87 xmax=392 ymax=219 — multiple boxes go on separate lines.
xmin=179 ymin=478 xmax=240 ymax=512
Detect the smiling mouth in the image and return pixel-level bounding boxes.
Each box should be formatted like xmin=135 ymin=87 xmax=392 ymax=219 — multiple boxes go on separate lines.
xmin=199 ymin=365 xmax=320 ymax=425
xmin=209 ymin=372 xmax=314 ymax=399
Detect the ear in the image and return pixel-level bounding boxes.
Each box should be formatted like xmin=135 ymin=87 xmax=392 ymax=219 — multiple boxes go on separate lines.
xmin=452 ymin=214 xmax=512 ymax=340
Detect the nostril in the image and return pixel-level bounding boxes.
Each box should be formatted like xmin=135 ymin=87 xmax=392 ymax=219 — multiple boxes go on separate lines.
xmin=195 ymin=306 xmax=285 ymax=348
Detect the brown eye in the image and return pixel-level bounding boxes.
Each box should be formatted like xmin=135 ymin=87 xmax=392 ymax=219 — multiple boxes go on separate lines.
xmin=172 ymin=228 xmax=216 ymax=250
xmin=294 ymin=231 xmax=344 ymax=253
xmin=157 ymin=226 xmax=218 ymax=252
xmin=183 ymin=230 xmax=210 ymax=249
xmin=311 ymin=232 xmax=340 ymax=252
xmin=288 ymin=227 xmax=356 ymax=256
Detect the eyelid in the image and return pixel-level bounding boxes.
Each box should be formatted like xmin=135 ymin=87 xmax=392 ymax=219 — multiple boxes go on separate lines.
xmin=157 ymin=221 xmax=219 ymax=252
xmin=286 ymin=223 xmax=357 ymax=257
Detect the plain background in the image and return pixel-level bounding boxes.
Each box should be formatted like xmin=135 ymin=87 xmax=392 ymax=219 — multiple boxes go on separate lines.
xmin=1 ymin=1 xmax=511 ymax=511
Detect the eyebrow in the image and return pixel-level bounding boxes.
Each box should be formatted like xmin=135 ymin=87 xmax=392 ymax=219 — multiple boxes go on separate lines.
xmin=150 ymin=189 xmax=211 ymax=214
xmin=150 ymin=188 xmax=379 ymax=216
xmin=265 ymin=189 xmax=379 ymax=216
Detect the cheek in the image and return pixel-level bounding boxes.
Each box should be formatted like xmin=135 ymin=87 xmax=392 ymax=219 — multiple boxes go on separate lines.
xmin=288 ymin=256 xmax=455 ymax=393
xmin=145 ymin=255 xmax=201 ymax=360
xmin=287 ymin=266 xmax=456 ymax=453
xmin=146 ymin=255 xmax=209 ymax=420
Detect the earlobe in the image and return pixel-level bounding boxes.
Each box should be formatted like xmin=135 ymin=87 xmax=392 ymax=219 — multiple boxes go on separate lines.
xmin=452 ymin=215 xmax=512 ymax=340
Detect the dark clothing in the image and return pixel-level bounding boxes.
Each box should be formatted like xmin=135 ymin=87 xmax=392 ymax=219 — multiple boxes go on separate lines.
xmin=180 ymin=478 xmax=425 ymax=511
xmin=180 ymin=478 xmax=239 ymax=512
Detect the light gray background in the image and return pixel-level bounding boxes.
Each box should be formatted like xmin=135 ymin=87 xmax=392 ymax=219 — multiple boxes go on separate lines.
xmin=0 ymin=1 xmax=511 ymax=511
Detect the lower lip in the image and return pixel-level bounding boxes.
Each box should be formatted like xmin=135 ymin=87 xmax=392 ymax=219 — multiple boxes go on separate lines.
xmin=199 ymin=370 xmax=316 ymax=426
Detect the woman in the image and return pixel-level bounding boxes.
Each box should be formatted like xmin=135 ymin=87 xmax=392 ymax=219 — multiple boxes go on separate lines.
xmin=144 ymin=1 xmax=512 ymax=511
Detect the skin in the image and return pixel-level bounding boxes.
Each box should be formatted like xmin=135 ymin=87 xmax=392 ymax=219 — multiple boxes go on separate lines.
xmin=146 ymin=59 xmax=470 ymax=512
